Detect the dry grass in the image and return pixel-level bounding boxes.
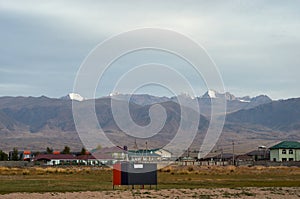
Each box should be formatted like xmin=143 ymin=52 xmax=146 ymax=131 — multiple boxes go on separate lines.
xmin=0 ymin=165 xmax=299 ymax=194
xmin=0 ymin=166 xmax=107 ymax=175
xmin=159 ymin=165 xmax=300 ymax=176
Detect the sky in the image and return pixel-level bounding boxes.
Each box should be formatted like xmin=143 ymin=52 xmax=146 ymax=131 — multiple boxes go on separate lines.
xmin=0 ymin=0 xmax=300 ymax=99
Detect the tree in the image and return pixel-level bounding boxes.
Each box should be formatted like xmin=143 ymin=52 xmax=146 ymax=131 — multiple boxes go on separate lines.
xmin=11 ymin=147 xmax=19 ymax=161
xmin=46 ymin=147 xmax=53 ymax=154
xmin=0 ymin=150 xmax=8 ymax=161
xmin=80 ymin=147 xmax=87 ymax=155
xmin=33 ymin=151 xmax=40 ymax=156
xmin=61 ymin=146 xmax=71 ymax=154
xmin=96 ymin=144 xmax=102 ymax=151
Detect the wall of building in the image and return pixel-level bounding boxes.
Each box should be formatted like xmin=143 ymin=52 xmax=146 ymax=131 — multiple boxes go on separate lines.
xmin=295 ymin=149 xmax=300 ymax=161
xmin=155 ymin=149 xmax=171 ymax=158
xmin=270 ymin=149 xmax=279 ymax=161
xmin=271 ymin=149 xmax=300 ymax=161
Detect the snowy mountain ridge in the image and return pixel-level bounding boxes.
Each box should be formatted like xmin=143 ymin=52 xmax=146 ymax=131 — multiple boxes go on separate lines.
xmin=60 ymin=93 xmax=85 ymax=101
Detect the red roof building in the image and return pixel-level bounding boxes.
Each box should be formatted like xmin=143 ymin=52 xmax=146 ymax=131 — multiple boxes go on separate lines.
xmin=34 ymin=154 xmax=77 ymax=165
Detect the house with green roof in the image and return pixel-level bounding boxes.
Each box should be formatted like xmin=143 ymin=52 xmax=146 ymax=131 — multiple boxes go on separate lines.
xmin=128 ymin=148 xmax=172 ymax=162
xmin=269 ymin=141 xmax=300 ymax=162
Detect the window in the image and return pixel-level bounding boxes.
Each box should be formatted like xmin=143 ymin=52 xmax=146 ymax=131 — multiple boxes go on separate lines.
xmin=289 ymin=158 xmax=294 ymax=161
xmin=289 ymin=149 xmax=293 ymax=154
xmin=282 ymin=149 xmax=286 ymax=154
xmin=273 ymin=158 xmax=276 ymax=162
xmin=282 ymin=158 xmax=287 ymax=162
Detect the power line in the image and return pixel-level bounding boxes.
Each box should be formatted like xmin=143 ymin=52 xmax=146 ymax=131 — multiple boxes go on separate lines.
xmin=232 ymin=140 xmax=235 ymax=166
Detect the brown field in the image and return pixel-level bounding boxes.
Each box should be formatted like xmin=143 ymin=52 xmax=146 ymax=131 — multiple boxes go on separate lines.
xmin=0 ymin=165 xmax=299 ymax=198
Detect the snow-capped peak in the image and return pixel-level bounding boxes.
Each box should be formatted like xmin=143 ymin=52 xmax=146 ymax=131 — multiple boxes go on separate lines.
xmin=61 ymin=93 xmax=85 ymax=101
xmin=109 ymin=92 xmax=121 ymax=97
xmin=208 ymin=90 xmax=217 ymax=98
xmin=202 ymin=90 xmax=217 ymax=99
xmin=202 ymin=90 xmax=236 ymax=100
xmin=239 ymin=99 xmax=251 ymax=103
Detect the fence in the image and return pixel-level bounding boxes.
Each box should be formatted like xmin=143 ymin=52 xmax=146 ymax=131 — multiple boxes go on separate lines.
xmin=178 ymin=160 xmax=230 ymax=166
xmin=178 ymin=160 xmax=300 ymax=167
xmin=253 ymin=160 xmax=300 ymax=167
xmin=0 ymin=161 xmax=34 ymax=167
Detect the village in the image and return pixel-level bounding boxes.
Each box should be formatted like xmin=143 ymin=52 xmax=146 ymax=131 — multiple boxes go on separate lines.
xmin=0 ymin=141 xmax=299 ymax=167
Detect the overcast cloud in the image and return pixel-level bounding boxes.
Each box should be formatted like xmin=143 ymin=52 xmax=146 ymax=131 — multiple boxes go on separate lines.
xmin=0 ymin=0 xmax=299 ymax=99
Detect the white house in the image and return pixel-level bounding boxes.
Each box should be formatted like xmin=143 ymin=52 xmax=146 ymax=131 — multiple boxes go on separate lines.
xmin=270 ymin=141 xmax=300 ymax=162
xmin=34 ymin=154 xmax=77 ymax=166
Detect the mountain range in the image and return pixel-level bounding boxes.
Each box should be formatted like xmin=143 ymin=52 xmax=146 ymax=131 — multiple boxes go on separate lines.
xmin=106 ymin=90 xmax=272 ymax=116
xmin=226 ymin=98 xmax=300 ymax=131
xmin=0 ymin=91 xmax=299 ymax=152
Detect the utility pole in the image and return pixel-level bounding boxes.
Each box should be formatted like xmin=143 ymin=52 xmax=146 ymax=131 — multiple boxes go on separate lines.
xmin=232 ymin=141 xmax=235 ymax=166
xmin=221 ymin=148 xmax=223 ymax=162
xmin=217 ymin=146 xmax=223 ymax=162
xmin=145 ymin=141 xmax=148 ymax=162
xmin=145 ymin=141 xmax=148 ymax=151
xmin=134 ymin=139 xmax=138 ymax=151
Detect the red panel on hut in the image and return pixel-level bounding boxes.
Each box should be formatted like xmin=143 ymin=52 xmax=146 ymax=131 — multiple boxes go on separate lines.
xmin=113 ymin=163 xmax=121 ymax=185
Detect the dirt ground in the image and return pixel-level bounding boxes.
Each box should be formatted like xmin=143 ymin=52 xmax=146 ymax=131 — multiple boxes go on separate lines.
xmin=1 ymin=187 xmax=299 ymax=199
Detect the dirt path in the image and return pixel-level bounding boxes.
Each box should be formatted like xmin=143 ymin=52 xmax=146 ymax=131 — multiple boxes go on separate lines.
xmin=1 ymin=187 xmax=299 ymax=199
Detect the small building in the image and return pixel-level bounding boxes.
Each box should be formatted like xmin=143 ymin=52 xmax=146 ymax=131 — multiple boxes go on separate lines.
xmin=127 ymin=149 xmax=171 ymax=162
xmin=181 ymin=149 xmax=199 ymax=160
xmin=152 ymin=148 xmax=172 ymax=160
xmin=22 ymin=150 xmax=32 ymax=161
xmin=246 ymin=149 xmax=270 ymax=161
xmin=235 ymin=155 xmax=254 ymax=166
xmin=92 ymin=146 xmax=128 ymax=165
xmin=128 ymin=151 xmax=161 ymax=162
xmin=270 ymin=141 xmax=300 ymax=162
xmin=77 ymin=154 xmax=100 ymax=166
xmin=34 ymin=154 xmax=77 ymax=165
xmin=8 ymin=150 xmax=35 ymax=161
xmin=202 ymin=153 xmax=233 ymax=162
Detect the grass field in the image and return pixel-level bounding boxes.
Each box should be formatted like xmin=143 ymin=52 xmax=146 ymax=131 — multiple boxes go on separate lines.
xmin=0 ymin=165 xmax=299 ymax=194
